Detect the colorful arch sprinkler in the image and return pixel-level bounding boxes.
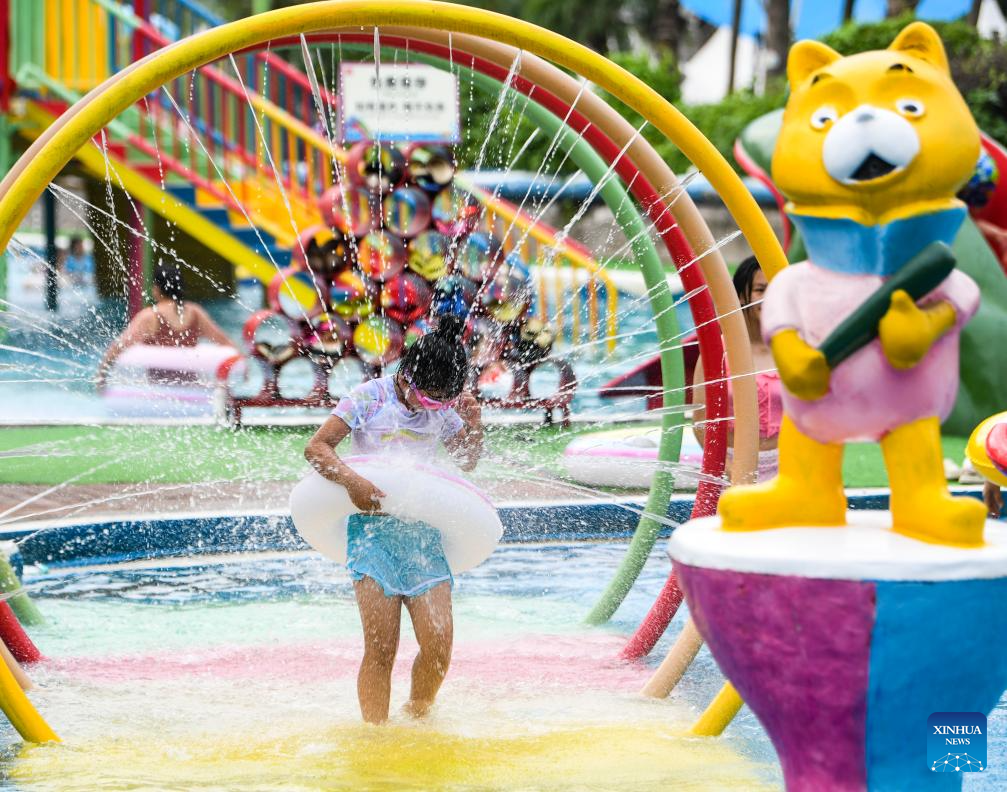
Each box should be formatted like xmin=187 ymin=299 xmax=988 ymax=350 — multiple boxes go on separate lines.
xmin=317 ymin=25 xmax=752 ymax=628
xmin=0 ymin=0 xmax=795 ymax=749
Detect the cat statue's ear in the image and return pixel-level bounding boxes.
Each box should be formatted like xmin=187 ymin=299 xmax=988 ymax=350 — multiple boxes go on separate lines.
xmin=786 ymin=40 xmax=841 ymax=89
xmin=889 ymin=21 xmax=950 ymax=75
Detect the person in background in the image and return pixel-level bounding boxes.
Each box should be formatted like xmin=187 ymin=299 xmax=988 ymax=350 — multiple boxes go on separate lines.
xmin=95 ymin=263 xmax=235 ymax=391
xmin=689 ymin=255 xmax=782 ymax=481
xmin=59 ymin=235 xmax=95 ymax=286
xmin=984 ymin=480 xmax=1003 ymax=518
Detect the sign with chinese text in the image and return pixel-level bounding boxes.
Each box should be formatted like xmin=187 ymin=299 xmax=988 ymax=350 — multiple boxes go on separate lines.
xmin=339 ymin=63 xmax=460 ymax=143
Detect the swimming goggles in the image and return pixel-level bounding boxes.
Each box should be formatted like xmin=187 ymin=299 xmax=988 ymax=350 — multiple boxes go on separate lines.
xmin=402 ymin=371 xmax=458 ymax=411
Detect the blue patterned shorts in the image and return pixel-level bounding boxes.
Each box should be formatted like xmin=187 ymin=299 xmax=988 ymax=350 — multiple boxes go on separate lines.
xmin=346 ymin=515 xmax=454 ymax=598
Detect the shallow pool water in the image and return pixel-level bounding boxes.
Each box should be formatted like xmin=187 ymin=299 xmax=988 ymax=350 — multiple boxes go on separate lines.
xmin=1 ymin=542 xmax=781 ymax=791
xmin=5 ymin=540 xmax=1006 ymax=791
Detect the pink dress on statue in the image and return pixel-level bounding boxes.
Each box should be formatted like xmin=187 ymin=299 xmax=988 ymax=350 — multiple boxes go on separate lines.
xmin=760 ymin=261 xmax=980 ymax=444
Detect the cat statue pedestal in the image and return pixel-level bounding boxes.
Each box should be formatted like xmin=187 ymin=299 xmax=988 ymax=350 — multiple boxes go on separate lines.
xmin=670 ymin=513 xmax=1007 ymax=791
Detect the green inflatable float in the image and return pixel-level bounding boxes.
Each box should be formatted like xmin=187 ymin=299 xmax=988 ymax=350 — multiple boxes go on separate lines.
xmin=737 ymin=109 xmax=1007 ymax=435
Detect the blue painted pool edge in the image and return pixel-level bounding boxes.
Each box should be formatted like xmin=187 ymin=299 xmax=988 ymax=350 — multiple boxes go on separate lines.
xmin=7 ymin=490 xmax=985 ymax=569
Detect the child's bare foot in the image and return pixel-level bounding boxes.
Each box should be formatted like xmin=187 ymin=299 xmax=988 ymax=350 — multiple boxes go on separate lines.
xmin=402 ymin=699 xmax=434 ymax=719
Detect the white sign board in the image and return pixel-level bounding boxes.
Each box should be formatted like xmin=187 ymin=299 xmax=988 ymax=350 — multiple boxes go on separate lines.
xmin=339 ymin=63 xmax=460 ymax=143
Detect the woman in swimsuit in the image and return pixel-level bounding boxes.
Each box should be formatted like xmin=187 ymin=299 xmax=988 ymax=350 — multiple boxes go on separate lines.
xmin=95 ymin=263 xmax=236 ymax=390
xmin=690 ymin=256 xmax=782 ymax=480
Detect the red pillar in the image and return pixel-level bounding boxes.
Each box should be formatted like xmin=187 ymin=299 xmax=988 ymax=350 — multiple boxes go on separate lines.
xmin=0 ymin=0 xmax=13 ymax=113
xmin=128 ymin=209 xmax=145 ymax=317
xmin=0 ymin=602 xmax=42 ymax=664
xmin=132 ymin=0 xmax=148 ymax=62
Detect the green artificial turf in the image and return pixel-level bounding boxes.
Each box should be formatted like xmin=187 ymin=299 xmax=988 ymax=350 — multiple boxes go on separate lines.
xmin=0 ymin=423 xmax=971 ymax=490
xmin=0 ymin=423 xmax=595 ymax=487
xmin=843 ymin=435 xmax=968 ymax=489
xmin=0 ymin=425 xmax=316 ymax=486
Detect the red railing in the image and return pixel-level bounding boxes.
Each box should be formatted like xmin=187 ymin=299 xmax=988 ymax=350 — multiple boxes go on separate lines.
xmin=106 ymin=6 xmax=342 ymax=240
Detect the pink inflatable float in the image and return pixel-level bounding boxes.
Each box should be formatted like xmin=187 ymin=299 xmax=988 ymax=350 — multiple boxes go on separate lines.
xmin=103 ymin=343 xmax=243 ymax=417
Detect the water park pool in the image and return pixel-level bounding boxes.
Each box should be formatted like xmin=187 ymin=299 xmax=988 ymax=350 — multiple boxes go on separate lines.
xmin=6 ymin=540 xmax=776 ymax=791
xmin=2 ymin=520 xmax=1007 ymax=791
xmin=5 ymin=0 xmax=1007 ymax=788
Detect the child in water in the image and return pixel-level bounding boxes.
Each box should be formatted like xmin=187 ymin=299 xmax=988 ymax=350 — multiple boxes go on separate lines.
xmin=304 ymin=314 xmax=483 ymax=723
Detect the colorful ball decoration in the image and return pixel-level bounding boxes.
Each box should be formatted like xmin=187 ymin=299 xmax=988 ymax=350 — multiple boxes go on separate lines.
xmin=468 ymin=315 xmax=502 ymax=346
xmin=319 ymin=184 xmax=374 ymax=237
xmin=347 ymin=141 xmax=406 ymax=194
xmin=243 ymin=309 xmax=296 ymax=362
xmin=481 ymin=253 xmax=532 ymax=322
xmin=357 ymin=232 xmax=408 ymax=282
xmin=958 ymin=149 xmax=1000 ymax=210
xmin=353 ymin=316 xmax=404 ymax=366
xmin=292 ymin=225 xmax=329 ymax=262
xmin=404 ymin=317 xmax=433 ymax=347
xmin=466 ymin=315 xmax=507 ymax=365
xmin=380 ymin=272 xmax=434 ymax=325
xmin=330 ymin=270 xmax=375 ymax=320
xmin=302 ymin=315 xmax=352 ymax=357
xmin=432 ymin=274 xmax=477 ymax=319
xmin=321 ymin=232 xmax=353 ymax=275
xmin=267 ymin=267 xmax=325 ymax=320
xmin=432 ymin=187 xmax=482 ymax=237
xmin=383 ymin=186 xmax=433 ymax=238
xmin=294 ymin=226 xmax=351 ymax=277
xmin=455 ymin=231 xmax=502 ymax=283
xmin=408 ymin=230 xmax=451 ymax=281
xmin=407 ymin=144 xmax=456 ymax=193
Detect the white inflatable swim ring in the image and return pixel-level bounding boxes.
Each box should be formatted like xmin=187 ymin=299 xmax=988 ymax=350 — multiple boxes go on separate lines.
xmin=290 ymin=456 xmax=503 ymax=574
xmin=111 ymin=343 xmax=241 ymax=378
xmin=562 ymin=425 xmax=704 ymax=489
xmin=563 ymin=425 xmax=778 ymax=487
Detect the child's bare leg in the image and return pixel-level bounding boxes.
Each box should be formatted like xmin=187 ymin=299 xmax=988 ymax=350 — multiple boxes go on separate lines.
xmin=403 ymin=582 xmax=453 ymax=717
xmin=353 ymin=576 xmax=403 ymax=724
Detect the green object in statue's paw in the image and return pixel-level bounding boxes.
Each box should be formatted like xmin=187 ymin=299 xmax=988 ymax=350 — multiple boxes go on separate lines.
xmin=817 ymin=241 xmax=956 ymax=368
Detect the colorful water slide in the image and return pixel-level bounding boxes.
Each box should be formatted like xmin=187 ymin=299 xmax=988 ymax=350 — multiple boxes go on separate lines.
xmin=5 ymin=0 xmax=615 ymax=337
xmin=10 ymin=0 xmax=331 ymax=281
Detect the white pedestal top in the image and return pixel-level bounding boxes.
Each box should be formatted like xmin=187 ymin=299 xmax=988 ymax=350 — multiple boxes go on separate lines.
xmin=668 ymin=512 xmax=1007 ymax=582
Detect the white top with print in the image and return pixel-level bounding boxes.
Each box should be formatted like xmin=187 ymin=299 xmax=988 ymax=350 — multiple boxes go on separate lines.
xmin=332 ymin=376 xmax=463 ymax=456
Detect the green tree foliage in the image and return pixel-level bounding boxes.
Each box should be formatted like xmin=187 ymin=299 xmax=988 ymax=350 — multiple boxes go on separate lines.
xmin=600 ymin=50 xmax=683 ymax=121
xmin=822 ymin=13 xmax=1007 ymax=146
xmin=510 ymin=0 xmax=632 ymax=52
xmin=447 ymin=0 xmax=677 ymax=54
xmin=596 ymin=52 xmax=787 ymax=176
xmin=451 ymin=68 xmax=559 ymax=173
xmin=672 ymin=86 xmax=788 ymax=173
xmin=602 ymin=14 xmax=1006 ymax=177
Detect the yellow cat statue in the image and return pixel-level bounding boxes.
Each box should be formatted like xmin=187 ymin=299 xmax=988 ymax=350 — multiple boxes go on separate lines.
xmin=718 ymin=22 xmax=985 ymax=547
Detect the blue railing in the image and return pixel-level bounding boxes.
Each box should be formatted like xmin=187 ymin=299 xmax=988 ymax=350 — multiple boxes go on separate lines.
xmin=146 ymin=0 xmax=223 ymax=41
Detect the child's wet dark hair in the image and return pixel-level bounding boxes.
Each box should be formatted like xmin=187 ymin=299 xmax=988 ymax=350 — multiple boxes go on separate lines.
xmin=732 ymin=255 xmax=761 ymax=306
xmin=153 ymin=263 xmax=185 ymax=302
xmin=399 ymin=314 xmax=468 ymax=399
